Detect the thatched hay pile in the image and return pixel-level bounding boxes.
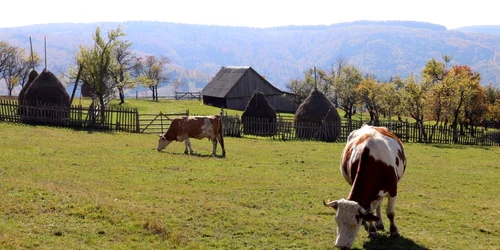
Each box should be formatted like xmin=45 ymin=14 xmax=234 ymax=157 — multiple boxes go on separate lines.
xmin=21 ymin=69 xmax=70 ymax=121
xmin=17 ymin=69 xmax=39 ymax=115
xmin=242 ymin=91 xmax=277 ymax=136
xmin=293 ymin=88 xmax=341 ymax=141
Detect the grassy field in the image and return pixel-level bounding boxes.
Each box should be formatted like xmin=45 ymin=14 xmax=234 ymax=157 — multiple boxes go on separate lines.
xmin=0 ymin=120 xmax=499 ymax=249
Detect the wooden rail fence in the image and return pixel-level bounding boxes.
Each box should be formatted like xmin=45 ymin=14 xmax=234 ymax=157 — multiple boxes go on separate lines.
xmin=1 ymin=99 xmax=499 ymax=146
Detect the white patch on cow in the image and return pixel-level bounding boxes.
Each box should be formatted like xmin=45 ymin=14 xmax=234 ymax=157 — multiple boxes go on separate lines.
xmin=334 ymin=199 xmax=363 ymax=248
xmin=370 ymin=191 xmax=387 ymax=211
xmin=193 ymin=118 xmax=214 ymax=139
xmin=343 ymin=124 xmax=405 ymax=181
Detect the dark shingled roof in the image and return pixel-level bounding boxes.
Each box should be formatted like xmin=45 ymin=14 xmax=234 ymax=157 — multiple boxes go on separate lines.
xmin=201 ymin=66 xmax=281 ymax=98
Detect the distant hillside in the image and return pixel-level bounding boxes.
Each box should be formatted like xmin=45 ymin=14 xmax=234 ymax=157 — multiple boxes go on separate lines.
xmin=1 ymin=20 xmax=499 ymax=96
xmin=454 ymin=25 xmax=500 ymax=35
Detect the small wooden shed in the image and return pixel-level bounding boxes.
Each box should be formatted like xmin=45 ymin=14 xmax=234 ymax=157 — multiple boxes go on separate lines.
xmin=201 ymin=66 xmax=298 ymax=113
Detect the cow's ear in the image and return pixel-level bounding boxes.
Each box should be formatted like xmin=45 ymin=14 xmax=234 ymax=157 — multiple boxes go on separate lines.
xmin=360 ymin=213 xmax=380 ymax=222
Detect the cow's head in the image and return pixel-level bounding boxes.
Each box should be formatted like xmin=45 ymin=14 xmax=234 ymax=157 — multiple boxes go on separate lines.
xmin=324 ymin=199 xmax=379 ymax=248
xmin=157 ymin=134 xmax=172 ymax=151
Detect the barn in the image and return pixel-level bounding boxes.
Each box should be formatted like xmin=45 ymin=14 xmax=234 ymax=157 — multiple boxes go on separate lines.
xmin=200 ymin=66 xmax=298 ymax=113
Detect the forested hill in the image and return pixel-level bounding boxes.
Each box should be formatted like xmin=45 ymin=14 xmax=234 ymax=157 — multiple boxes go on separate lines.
xmin=1 ymin=20 xmax=499 ymax=95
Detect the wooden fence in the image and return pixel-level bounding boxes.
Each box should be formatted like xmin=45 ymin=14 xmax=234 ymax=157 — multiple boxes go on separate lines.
xmin=139 ymin=111 xmax=189 ymax=134
xmin=0 ymin=99 xmax=139 ymax=133
xmin=1 ymin=99 xmax=499 ymax=146
xmin=175 ymin=91 xmax=201 ymax=100
xmin=225 ymin=115 xmax=500 ymax=146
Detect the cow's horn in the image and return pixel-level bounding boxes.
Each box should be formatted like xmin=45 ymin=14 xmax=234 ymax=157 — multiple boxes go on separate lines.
xmin=323 ymin=200 xmax=338 ymax=208
xmin=358 ymin=205 xmax=368 ymax=215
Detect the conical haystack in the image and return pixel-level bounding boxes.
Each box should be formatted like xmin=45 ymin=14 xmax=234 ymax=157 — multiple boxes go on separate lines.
xmin=294 ymin=88 xmax=341 ymax=141
xmin=242 ymin=91 xmax=277 ymax=136
xmin=22 ymin=69 xmax=70 ymax=121
xmin=18 ymin=69 xmax=39 ymax=116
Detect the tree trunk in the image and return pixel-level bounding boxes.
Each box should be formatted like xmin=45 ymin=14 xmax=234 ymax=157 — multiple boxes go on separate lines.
xmin=118 ymin=87 xmax=125 ymax=104
xmin=99 ymin=95 xmax=106 ymax=124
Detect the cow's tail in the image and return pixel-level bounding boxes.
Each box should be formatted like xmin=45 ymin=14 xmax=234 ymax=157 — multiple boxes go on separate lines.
xmin=218 ymin=109 xmax=226 ymax=156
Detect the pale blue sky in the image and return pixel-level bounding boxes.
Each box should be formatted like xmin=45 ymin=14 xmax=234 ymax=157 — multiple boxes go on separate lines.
xmin=1 ymin=0 xmax=498 ymax=29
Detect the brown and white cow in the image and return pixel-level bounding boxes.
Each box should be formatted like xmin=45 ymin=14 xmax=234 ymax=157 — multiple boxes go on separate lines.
xmin=324 ymin=124 xmax=406 ymax=248
xmin=157 ymin=115 xmax=226 ymax=157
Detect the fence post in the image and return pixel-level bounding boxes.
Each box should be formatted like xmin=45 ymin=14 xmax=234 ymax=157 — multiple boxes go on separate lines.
xmin=135 ymin=108 xmax=140 ymax=133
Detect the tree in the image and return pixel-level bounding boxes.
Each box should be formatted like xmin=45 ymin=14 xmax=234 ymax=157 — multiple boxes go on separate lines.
xmin=285 ymin=67 xmax=331 ymax=104
xmin=422 ymin=57 xmax=451 ymax=142
xmin=403 ymin=74 xmax=429 ymax=142
xmin=132 ymin=55 xmax=172 ymax=101
xmin=423 ymin=58 xmax=445 ymax=82
xmin=329 ymin=56 xmax=348 ymax=108
xmin=486 ymin=100 xmax=500 ymax=125
xmin=285 ymin=78 xmax=313 ymax=104
xmin=442 ymin=65 xmax=481 ymax=142
xmin=463 ymin=84 xmax=488 ymax=136
xmin=357 ymin=76 xmax=382 ymax=124
xmin=0 ymin=42 xmax=14 ymax=73
xmin=335 ymin=65 xmax=362 ymax=126
xmin=111 ymin=39 xmax=136 ymax=104
xmin=0 ymin=45 xmax=40 ymax=96
xmin=74 ymin=26 xmax=126 ymax=121
xmin=387 ymin=75 xmax=407 ymax=122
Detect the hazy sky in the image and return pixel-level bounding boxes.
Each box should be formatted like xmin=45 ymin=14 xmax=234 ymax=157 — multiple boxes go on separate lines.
xmin=1 ymin=0 xmax=498 ymax=29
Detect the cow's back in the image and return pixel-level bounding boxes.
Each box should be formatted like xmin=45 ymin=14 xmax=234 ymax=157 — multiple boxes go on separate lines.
xmin=340 ymin=125 xmax=406 ymax=192
xmin=183 ymin=115 xmax=220 ymax=140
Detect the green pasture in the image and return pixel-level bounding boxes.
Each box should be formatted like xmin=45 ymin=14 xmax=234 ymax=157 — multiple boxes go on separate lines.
xmin=0 ymin=121 xmax=498 ymax=249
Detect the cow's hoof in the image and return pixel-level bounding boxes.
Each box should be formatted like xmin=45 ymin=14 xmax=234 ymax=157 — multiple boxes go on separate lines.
xmin=209 ymin=154 xmax=215 ymax=157
xmin=375 ymin=222 xmax=385 ymax=231
xmin=390 ymin=231 xmax=400 ymax=238
xmin=184 ymin=151 xmax=189 ymax=155
xmin=368 ymin=231 xmax=378 ymax=239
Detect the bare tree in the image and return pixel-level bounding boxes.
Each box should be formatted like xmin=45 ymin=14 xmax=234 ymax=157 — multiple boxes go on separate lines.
xmin=132 ymin=55 xmax=172 ymax=101
xmin=0 ymin=45 xmax=40 ymax=96
xmin=329 ymin=55 xmax=348 ymax=107
xmin=111 ymin=40 xmax=136 ymax=104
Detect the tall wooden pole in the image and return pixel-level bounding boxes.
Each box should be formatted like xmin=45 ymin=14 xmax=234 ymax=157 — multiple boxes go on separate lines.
xmin=70 ymin=65 xmax=83 ymax=105
xmin=29 ymin=37 xmax=34 ymax=70
xmin=44 ymin=37 xmax=47 ymax=70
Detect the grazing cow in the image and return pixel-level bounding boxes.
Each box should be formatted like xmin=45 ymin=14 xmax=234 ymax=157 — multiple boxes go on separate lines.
xmin=324 ymin=124 xmax=406 ymax=248
xmin=157 ymin=115 xmax=226 ymax=157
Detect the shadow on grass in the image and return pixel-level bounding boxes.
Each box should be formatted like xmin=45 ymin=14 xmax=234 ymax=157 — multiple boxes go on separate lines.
xmin=362 ymin=234 xmax=428 ymax=250
xmin=431 ymin=144 xmax=467 ymax=150
xmin=165 ymin=151 xmax=226 ymax=159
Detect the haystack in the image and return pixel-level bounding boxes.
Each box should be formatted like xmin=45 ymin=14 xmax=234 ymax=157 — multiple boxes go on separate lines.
xmin=18 ymin=69 xmax=39 ymax=103
xmin=242 ymin=91 xmax=277 ymax=136
xmin=293 ymin=88 xmax=341 ymax=141
xmin=18 ymin=69 xmax=39 ymax=115
xmin=22 ymin=69 xmax=70 ymax=121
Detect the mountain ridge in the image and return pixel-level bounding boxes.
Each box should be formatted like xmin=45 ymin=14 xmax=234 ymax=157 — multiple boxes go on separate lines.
xmin=1 ymin=20 xmax=499 ymax=96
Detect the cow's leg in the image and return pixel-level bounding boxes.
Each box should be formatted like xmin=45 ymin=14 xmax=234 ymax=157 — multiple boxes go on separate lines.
xmin=375 ymin=204 xmax=385 ymax=231
xmin=184 ymin=138 xmax=194 ymax=155
xmin=210 ymin=138 xmax=217 ymax=156
xmin=386 ymin=196 xmax=400 ymax=237
xmin=183 ymin=140 xmax=189 ymax=154
xmin=217 ymin=132 xmax=226 ymax=157
xmin=367 ymin=221 xmax=378 ymax=239
xmin=367 ymin=198 xmax=384 ymax=239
